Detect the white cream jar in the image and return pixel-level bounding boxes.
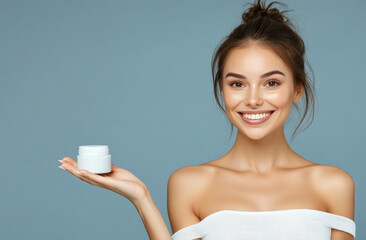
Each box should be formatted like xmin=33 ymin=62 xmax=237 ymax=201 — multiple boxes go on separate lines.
xmin=77 ymin=145 xmax=111 ymax=174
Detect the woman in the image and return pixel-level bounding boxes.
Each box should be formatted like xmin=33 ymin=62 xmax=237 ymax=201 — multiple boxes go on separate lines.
xmin=58 ymin=0 xmax=356 ymax=239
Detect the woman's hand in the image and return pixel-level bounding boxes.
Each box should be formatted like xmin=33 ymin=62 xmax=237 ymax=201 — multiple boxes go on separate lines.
xmin=58 ymin=157 xmax=148 ymax=204
xmin=59 ymin=157 xmax=173 ymax=240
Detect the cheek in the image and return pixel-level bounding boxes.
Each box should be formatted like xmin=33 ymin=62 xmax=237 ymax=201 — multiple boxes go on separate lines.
xmin=223 ymin=91 xmax=244 ymax=109
xmin=264 ymin=88 xmax=293 ymax=108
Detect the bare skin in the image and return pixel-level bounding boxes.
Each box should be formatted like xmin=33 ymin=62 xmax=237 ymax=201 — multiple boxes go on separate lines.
xmin=167 ymin=43 xmax=355 ymax=240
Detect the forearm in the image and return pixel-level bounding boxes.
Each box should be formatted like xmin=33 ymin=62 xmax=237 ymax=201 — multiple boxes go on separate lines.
xmin=133 ymin=191 xmax=172 ymax=240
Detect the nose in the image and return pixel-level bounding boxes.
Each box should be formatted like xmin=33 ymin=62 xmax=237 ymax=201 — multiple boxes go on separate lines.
xmin=244 ymin=86 xmax=263 ymax=107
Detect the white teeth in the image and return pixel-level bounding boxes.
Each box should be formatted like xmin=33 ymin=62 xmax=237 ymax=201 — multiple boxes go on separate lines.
xmin=242 ymin=113 xmax=271 ymax=120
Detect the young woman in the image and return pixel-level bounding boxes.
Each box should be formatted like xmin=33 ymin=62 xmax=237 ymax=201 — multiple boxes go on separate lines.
xmin=58 ymin=0 xmax=356 ymax=239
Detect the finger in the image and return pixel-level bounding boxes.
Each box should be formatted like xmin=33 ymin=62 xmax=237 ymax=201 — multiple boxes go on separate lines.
xmin=62 ymin=158 xmax=117 ymax=171
xmin=60 ymin=160 xmax=118 ymax=190
xmin=61 ymin=163 xmax=103 ymax=187
xmin=61 ymin=162 xmax=79 ymax=173
xmin=61 ymin=157 xmax=77 ymax=167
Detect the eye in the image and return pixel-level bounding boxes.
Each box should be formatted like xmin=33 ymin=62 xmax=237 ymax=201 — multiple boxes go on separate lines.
xmin=265 ymin=80 xmax=280 ymax=88
xmin=229 ymin=81 xmax=244 ymax=88
xmin=228 ymin=80 xmax=280 ymax=88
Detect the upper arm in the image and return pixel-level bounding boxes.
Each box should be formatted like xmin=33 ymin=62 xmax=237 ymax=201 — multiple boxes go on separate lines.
xmin=167 ymin=166 xmax=205 ymax=235
xmin=315 ymin=165 xmax=355 ymax=240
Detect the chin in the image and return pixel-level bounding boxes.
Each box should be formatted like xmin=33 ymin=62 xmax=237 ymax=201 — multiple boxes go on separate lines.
xmin=247 ymin=134 xmax=268 ymax=141
xmin=238 ymin=129 xmax=268 ymax=140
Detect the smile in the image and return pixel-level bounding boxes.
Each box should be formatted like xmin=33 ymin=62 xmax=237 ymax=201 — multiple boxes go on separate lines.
xmin=238 ymin=111 xmax=275 ymax=125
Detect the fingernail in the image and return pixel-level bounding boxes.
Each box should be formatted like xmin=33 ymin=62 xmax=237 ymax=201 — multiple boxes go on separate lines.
xmin=59 ymin=165 xmax=66 ymax=170
xmin=76 ymin=170 xmax=83 ymax=175
xmin=58 ymin=159 xmax=64 ymax=164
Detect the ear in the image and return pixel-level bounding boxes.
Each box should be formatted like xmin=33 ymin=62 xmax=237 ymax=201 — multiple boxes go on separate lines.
xmin=293 ymin=84 xmax=304 ymax=103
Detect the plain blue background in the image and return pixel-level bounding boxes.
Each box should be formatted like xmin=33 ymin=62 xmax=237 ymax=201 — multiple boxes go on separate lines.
xmin=0 ymin=0 xmax=365 ymax=239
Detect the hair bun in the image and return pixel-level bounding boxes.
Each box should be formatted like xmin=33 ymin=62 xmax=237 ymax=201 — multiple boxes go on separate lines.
xmin=242 ymin=0 xmax=290 ymax=24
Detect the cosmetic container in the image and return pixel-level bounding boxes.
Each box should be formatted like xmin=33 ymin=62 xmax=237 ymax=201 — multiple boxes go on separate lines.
xmin=77 ymin=145 xmax=111 ymax=174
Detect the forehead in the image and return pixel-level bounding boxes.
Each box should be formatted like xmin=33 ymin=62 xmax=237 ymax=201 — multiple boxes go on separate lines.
xmin=223 ymin=44 xmax=290 ymax=75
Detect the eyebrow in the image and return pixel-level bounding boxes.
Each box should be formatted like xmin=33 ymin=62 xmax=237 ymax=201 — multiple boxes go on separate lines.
xmin=224 ymin=70 xmax=285 ymax=79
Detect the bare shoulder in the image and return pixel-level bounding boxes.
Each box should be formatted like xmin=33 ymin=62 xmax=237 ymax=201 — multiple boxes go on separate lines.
xmin=167 ymin=164 xmax=216 ymax=204
xmin=310 ymin=164 xmax=355 ymax=191
xmin=167 ymin=164 xmax=216 ymax=234
xmin=310 ymin=164 xmax=355 ymax=220
xmin=168 ymin=164 xmax=215 ymax=190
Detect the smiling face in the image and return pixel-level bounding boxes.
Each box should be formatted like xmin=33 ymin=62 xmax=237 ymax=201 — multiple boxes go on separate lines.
xmin=221 ymin=43 xmax=303 ymax=140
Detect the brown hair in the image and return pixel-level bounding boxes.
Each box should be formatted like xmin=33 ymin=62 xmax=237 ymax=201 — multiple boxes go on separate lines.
xmin=211 ymin=0 xmax=317 ymax=143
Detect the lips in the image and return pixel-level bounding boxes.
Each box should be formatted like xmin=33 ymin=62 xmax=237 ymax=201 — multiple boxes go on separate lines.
xmin=238 ymin=110 xmax=275 ymax=125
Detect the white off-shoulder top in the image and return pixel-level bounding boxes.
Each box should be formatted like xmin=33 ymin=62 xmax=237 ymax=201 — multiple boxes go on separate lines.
xmin=171 ymin=209 xmax=356 ymax=240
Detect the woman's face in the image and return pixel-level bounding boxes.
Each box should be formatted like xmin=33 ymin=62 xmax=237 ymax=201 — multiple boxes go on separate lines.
xmin=221 ymin=43 xmax=303 ymax=140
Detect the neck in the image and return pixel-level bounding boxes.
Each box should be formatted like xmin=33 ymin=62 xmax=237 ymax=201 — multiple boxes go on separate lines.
xmin=225 ymin=127 xmax=296 ymax=174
